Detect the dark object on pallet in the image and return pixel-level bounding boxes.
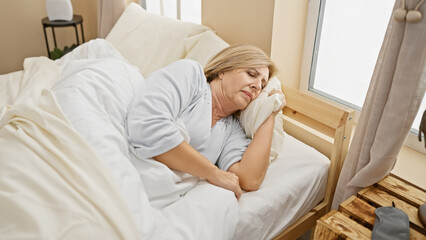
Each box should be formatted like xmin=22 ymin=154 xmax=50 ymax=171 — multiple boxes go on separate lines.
xmin=419 ymin=203 xmax=426 ymax=228
xmin=418 ymin=109 xmax=426 ymax=148
xmin=371 ymin=202 xmax=409 ymax=240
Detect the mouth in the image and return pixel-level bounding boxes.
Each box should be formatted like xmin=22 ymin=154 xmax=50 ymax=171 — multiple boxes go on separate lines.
xmin=242 ymin=91 xmax=253 ymax=101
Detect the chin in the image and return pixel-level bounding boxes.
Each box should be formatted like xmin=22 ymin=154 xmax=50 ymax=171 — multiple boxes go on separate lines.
xmin=239 ymin=103 xmax=250 ymax=111
xmin=236 ymin=96 xmax=250 ymax=110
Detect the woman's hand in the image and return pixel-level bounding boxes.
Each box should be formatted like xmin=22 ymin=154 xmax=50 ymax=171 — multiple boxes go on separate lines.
xmin=268 ymin=89 xmax=286 ymax=115
xmin=154 ymin=142 xmax=243 ymax=199
xmin=206 ymin=168 xmax=242 ymax=200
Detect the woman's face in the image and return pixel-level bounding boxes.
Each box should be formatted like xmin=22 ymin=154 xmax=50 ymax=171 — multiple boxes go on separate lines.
xmin=219 ymin=66 xmax=269 ymax=110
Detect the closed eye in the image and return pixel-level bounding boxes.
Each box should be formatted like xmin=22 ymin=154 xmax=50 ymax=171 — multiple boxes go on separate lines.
xmin=247 ymin=68 xmax=267 ymax=89
xmin=247 ymin=71 xmax=256 ymax=78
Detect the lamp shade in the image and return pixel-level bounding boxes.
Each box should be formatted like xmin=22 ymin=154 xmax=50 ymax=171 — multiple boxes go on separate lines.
xmin=46 ymin=0 xmax=73 ymax=21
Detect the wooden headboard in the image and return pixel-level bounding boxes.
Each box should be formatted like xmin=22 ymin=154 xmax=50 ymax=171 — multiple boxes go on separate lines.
xmin=283 ymin=87 xmax=354 ymax=210
xmin=273 ymin=87 xmax=354 ymax=240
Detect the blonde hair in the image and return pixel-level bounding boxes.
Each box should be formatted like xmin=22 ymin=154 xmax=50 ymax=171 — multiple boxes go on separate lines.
xmin=204 ymin=44 xmax=277 ymax=83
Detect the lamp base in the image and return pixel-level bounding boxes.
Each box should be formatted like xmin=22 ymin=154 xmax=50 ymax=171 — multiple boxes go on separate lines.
xmin=46 ymin=0 xmax=73 ymax=21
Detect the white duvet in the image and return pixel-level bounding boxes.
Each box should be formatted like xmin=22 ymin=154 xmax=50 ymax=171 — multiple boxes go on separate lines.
xmin=0 ymin=39 xmax=329 ymax=240
xmin=0 ymin=57 xmax=140 ymax=239
xmin=52 ymin=39 xmax=238 ymax=240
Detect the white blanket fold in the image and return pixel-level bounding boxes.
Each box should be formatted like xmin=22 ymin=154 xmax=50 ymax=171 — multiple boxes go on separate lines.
xmin=0 ymin=57 xmax=140 ymax=240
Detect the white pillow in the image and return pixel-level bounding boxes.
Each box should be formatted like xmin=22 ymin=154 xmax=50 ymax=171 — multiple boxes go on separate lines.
xmin=239 ymin=77 xmax=286 ymax=163
xmin=185 ymin=30 xmax=229 ymax=67
xmin=106 ymin=3 xmax=210 ymax=77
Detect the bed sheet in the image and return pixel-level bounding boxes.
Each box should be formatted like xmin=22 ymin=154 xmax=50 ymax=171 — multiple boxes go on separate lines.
xmin=235 ymin=134 xmax=329 ymax=240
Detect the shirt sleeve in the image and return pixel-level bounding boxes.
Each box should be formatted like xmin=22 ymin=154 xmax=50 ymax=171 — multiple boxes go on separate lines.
xmin=126 ymin=59 xmax=206 ymax=159
xmin=217 ymin=117 xmax=251 ymax=171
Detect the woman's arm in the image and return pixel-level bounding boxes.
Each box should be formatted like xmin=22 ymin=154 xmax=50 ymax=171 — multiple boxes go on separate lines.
xmin=228 ymin=90 xmax=286 ymax=191
xmin=153 ymin=141 xmax=242 ymax=199
xmin=227 ymin=115 xmax=275 ymax=191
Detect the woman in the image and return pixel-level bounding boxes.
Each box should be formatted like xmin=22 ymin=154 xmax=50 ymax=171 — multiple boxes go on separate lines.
xmin=126 ymin=44 xmax=285 ymax=201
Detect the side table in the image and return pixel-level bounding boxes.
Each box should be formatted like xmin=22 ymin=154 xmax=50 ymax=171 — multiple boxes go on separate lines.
xmin=314 ymin=174 xmax=426 ymax=239
xmin=42 ymin=15 xmax=85 ymax=59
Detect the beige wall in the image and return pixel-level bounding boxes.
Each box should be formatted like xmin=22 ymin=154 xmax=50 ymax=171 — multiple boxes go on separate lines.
xmin=393 ymin=146 xmax=426 ymax=189
xmin=0 ymin=0 xmax=97 ymax=75
xmin=1 ymin=0 xmax=287 ymax=75
xmin=202 ymin=0 xmax=275 ymax=56
xmin=202 ymin=0 xmax=309 ymax=89
xmin=271 ymin=0 xmax=309 ymax=89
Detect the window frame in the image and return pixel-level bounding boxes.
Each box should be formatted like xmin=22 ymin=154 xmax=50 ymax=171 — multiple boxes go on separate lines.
xmin=300 ymin=0 xmax=426 ymax=154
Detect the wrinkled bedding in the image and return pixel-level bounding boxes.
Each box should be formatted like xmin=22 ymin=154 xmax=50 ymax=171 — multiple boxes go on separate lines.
xmin=0 ymin=39 xmax=329 ymax=240
xmin=52 ymin=39 xmax=239 ymax=240
xmin=0 ymin=57 xmax=140 ymax=239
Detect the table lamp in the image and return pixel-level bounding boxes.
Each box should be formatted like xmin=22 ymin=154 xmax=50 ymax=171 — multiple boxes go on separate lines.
xmin=46 ymin=0 xmax=73 ymax=21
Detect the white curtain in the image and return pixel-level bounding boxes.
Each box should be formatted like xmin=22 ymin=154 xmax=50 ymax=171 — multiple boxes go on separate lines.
xmin=332 ymin=0 xmax=426 ymax=209
xmin=98 ymin=0 xmax=127 ymax=38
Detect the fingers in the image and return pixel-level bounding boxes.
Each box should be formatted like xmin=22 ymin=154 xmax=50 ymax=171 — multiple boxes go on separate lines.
xmin=268 ymin=90 xmax=286 ymax=106
xmin=207 ymin=168 xmax=242 ymax=200
xmin=268 ymin=89 xmax=286 ymax=116
xmin=232 ymin=173 xmax=242 ymax=200
xmin=277 ymin=98 xmax=287 ymax=111
xmin=228 ymin=171 xmax=242 ymax=200
xmin=268 ymin=89 xmax=282 ymax=96
xmin=235 ymin=185 xmax=242 ymax=200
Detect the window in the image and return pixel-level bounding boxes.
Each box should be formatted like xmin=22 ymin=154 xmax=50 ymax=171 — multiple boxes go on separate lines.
xmin=302 ymin=0 xmax=425 ymax=153
xmin=143 ymin=0 xmax=201 ymax=24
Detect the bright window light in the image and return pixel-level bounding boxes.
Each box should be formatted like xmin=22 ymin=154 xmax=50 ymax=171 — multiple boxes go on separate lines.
xmin=145 ymin=0 xmax=201 ymax=24
xmin=310 ymin=0 xmax=425 ymax=133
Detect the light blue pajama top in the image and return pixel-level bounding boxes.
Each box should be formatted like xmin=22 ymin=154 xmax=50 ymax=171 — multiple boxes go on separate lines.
xmin=126 ymin=59 xmax=251 ymax=171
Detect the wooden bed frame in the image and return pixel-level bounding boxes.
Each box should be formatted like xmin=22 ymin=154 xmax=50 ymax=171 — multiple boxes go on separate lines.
xmin=272 ymin=87 xmax=355 ymax=240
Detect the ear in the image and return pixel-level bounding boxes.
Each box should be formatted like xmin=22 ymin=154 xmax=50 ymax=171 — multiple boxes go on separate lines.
xmin=218 ymin=72 xmax=224 ymax=80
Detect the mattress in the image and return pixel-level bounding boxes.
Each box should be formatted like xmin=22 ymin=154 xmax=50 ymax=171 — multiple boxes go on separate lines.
xmin=235 ymin=134 xmax=329 ymax=240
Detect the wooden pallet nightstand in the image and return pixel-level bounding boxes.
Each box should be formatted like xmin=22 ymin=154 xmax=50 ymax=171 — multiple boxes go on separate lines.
xmin=314 ymin=174 xmax=426 ymax=239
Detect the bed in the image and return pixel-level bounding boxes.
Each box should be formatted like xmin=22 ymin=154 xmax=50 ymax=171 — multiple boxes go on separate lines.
xmin=0 ymin=3 xmax=354 ymax=240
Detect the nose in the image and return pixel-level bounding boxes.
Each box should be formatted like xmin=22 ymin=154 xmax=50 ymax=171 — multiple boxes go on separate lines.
xmin=250 ymin=80 xmax=262 ymax=91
